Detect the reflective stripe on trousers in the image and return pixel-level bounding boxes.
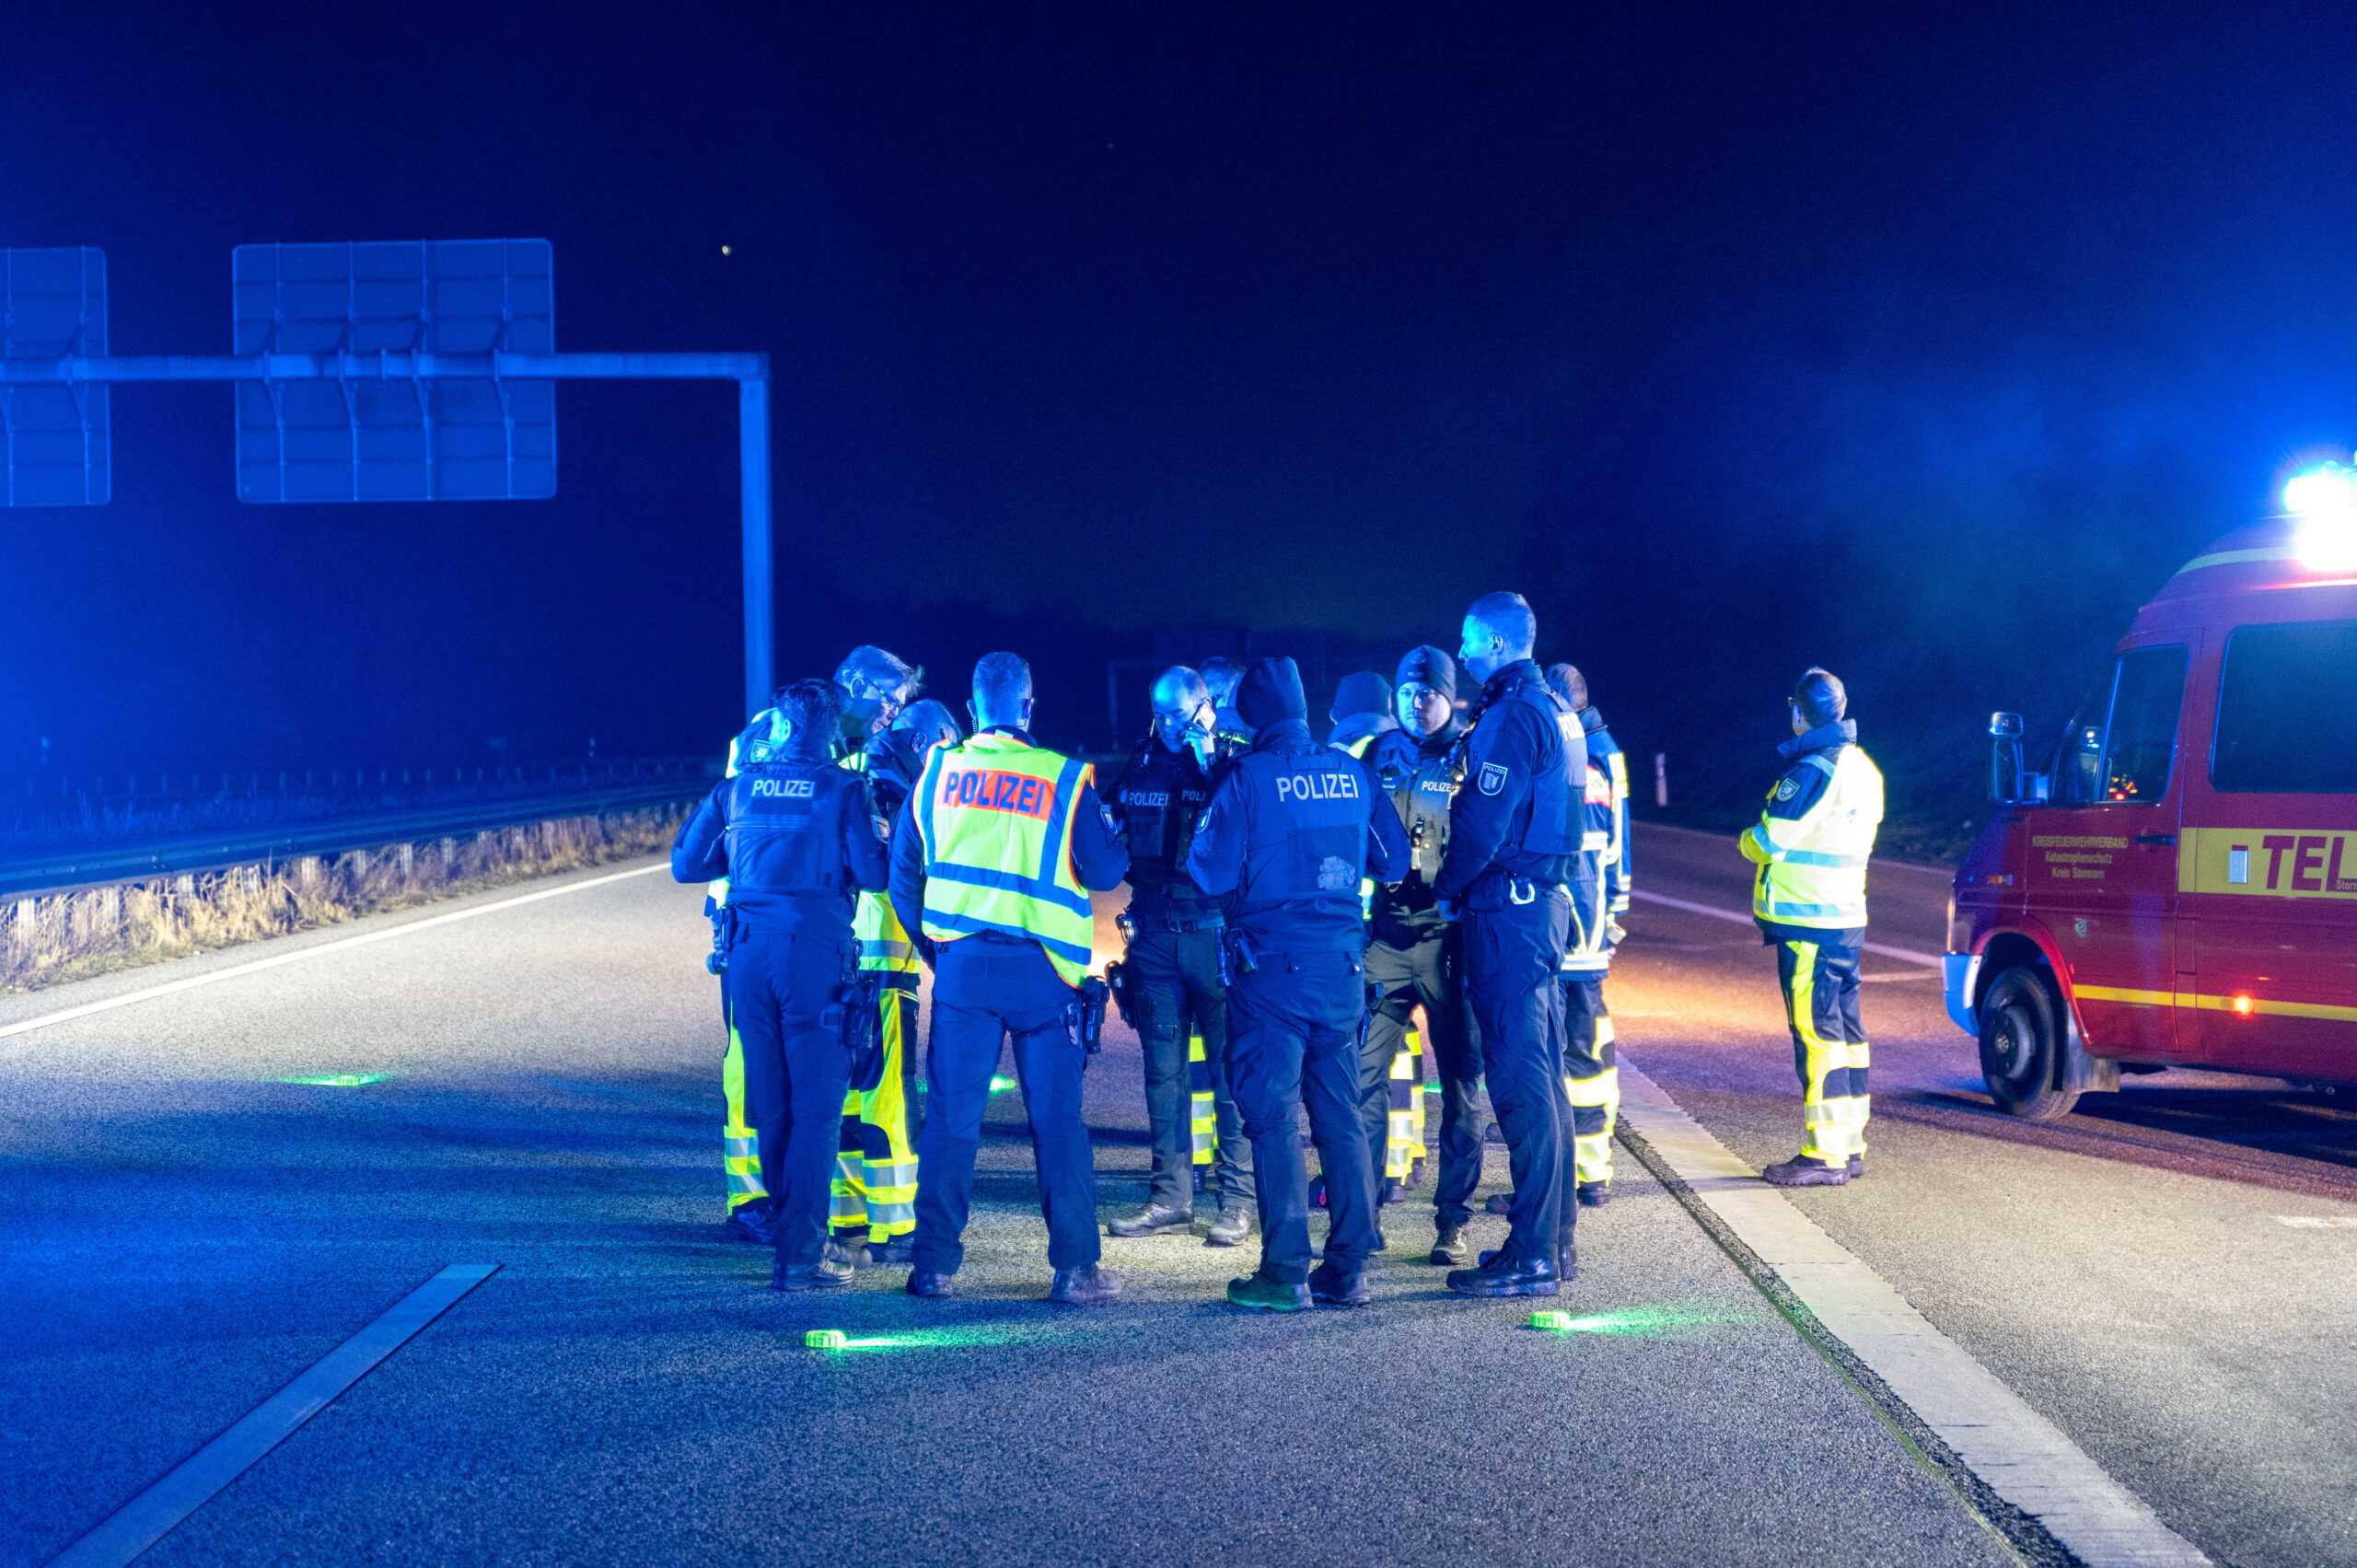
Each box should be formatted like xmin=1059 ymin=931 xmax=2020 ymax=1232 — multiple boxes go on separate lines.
xmin=1189 ymin=1028 xmax=1217 ymax=1165
xmin=1775 ymin=935 xmax=1870 ymax=1163
xmin=832 ymin=986 xmax=921 ymax=1240
xmin=1386 ymin=1023 xmax=1427 ymax=1179
xmin=722 ymin=993 xmax=767 ymax=1208
xmin=1562 ymin=973 xmax=1618 ymax=1186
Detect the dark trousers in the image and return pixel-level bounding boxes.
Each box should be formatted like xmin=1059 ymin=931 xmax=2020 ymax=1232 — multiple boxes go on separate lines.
xmin=1464 ymin=888 xmax=1573 ymax=1266
xmin=1362 ymin=923 xmax=1484 ymax=1226
xmin=726 ymin=931 xmax=856 ymax=1269
xmin=1128 ymin=922 xmax=1249 ymax=1211
xmin=913 ymin=937 xmax=1102 ymax=1276
xmin=1228 ymin=948 xmax=1379 ymax=1283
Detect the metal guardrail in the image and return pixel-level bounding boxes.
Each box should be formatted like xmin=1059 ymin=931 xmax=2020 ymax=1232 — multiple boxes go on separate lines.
xmin=0 ymin=776 xmax=709 ymax=901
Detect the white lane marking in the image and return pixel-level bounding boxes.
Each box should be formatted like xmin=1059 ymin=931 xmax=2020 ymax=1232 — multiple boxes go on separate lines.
xmin=1636 ymin=818 xmax=1955 ymax=877
xmin=0 ymin=863 xmax=668 ymax=1050
xmin=1617 ymin=1056 xmax=2212 ymax=1568
xmin=45 ymin=1264 xmax=499 ymax=1568
xmin=1629 ymin=889 xmax=1945 ymax=968
xmin=2276 ymin=1214 xmax=2357 ymax=1228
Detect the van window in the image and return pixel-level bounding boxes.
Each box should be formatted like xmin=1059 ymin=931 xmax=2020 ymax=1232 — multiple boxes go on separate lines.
xmin=2103 ymin=646 xmax=2187 ymax=802
xmin=2212 ymin=619 xmax=2357 ymax=793
xmin=2050 ymin=646 xmax=2188 ymax=806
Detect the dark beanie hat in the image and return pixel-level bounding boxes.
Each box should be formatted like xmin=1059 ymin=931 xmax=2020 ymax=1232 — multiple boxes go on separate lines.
xmin=1237 ymin=656 xmax=1308 ymax=729
xmin=1330 ymin=669 xmax=1392 ymax=722
xmin=1395 ymin=645 xmax=1458 ymax=702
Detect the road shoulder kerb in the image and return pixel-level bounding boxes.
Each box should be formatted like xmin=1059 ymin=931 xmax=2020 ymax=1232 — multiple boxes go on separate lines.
xmin=1614 ymin=1053 xmax=2212 ymax=1568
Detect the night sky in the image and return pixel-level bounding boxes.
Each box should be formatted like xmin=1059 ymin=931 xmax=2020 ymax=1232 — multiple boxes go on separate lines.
xmin=7 ymin=4 xmax=2357 ymax=833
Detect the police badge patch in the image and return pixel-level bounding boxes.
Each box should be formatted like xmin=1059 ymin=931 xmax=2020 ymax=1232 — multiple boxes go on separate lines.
xmin=1317 ymin=854 xmax=1355 ymax=891
xmin=1478 ymin=761 xmax=1507 ymax=796
xmin=1774 ymin=778 xmax=1798 ymax=802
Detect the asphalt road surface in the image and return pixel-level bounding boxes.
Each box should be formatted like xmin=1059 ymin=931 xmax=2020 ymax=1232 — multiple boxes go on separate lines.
xmin=0 ymin=856 xmax=2017 ymax=1568
xmin=3 ymin=828 xmax=2347 ymax=1566
xmin=1619 ymin=820 xmax=2357 ymax=1568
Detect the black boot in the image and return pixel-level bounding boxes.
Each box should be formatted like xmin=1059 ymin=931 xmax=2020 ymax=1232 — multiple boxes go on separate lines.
xmin=1761 ymin=1154 xmax=1849 ymax=1187
xmin=1575 ymin=1181 xmax=1610 ymax=1207
xmin=1430 ymin=1222 xmax=1470 ymax=1266
xmin=772 ymin=1256 xmax=853 ymax=1291
xmin=1108 ymin=1202 xmax=1195 ymax=1237
xmin=1049 ymin=1263 xmax=1123 ymax=1305
xmin=1446 ymin=1251 xmax=1559 ymax=1298
xmin=1308 ymin=1260 xmax=1371 ymax=1308
xmin=1204 ymin=1206 xmax=1252 ymax=1247
xmin=1225 ymin=1270 xmax=1311 ymax=1312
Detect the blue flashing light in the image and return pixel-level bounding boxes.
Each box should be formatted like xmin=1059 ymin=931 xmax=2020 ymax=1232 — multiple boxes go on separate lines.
xmin=2286 ymin=460 xmax=2357 ymax=573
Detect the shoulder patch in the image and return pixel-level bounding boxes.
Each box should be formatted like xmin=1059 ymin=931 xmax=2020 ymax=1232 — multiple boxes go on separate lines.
xmin=1479 ymin=761 xmax=1508 ymax=796
xmin=1774 ymin=778 xmax=1798 ymax=802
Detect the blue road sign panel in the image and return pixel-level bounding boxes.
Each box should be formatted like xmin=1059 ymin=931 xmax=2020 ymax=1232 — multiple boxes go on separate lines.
xmin=232 ymin=239 xmax=556 ymax=502
xmin=1 ymin=248 xmax=110 ymax=505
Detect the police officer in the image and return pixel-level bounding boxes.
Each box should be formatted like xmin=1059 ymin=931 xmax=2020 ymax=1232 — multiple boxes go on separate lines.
xmin=1327 ymin=670 xmax=1398 ymax=754
xmin=888 ymin=653 xmax=1131 ymax=1303
xmin=1743 ymin=668 xmax=1885 ymax=1187
xmin=1550 ymin=663 xmax=1629 ymax=1206
xmin=830 ymin=646 xmax=928 ymax=1263
xmin=1187 ymin=656 xmax=1411 ymax=1312
xmin=1199 ymin=656 xmax=1251 ymax=749
xmin=1105 ymin=667 xmax=1254 ymax=1246
xmin=1362 ymin=645 xmax=1486 ymax=1264
xmin=1435 ymin=592 xmax=1582 ymax=1299
xmin=673 ymin=679 xmax=889 ymax=1288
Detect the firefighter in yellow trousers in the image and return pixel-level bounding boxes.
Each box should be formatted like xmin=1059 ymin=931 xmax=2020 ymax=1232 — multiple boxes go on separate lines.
xmin=1741 ymin=667 xmax=1885 ymax=1188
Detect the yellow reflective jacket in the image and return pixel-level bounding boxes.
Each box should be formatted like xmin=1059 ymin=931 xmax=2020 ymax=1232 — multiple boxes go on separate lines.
xmin=1741 ymin=728 xmax=1884 ymax=930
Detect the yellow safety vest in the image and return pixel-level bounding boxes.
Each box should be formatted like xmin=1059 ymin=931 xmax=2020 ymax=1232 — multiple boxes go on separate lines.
xmin=911 ymin=732 xmax=1097 ymax=987
xmin=839 ymin=749 xmax=921 ymax=977
xmin=1742 ymin=744 xmax=1885 ymax=929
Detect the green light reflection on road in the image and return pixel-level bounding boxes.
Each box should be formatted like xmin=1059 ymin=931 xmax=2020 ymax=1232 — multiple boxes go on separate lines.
xmin=813 ymin=1326 xmax=1025 ymax=1353
xmin=277 ymin=1073 xmax=393 ymax=1086
xmin=1535 ymin=1302 xmax=1749 ymax=1338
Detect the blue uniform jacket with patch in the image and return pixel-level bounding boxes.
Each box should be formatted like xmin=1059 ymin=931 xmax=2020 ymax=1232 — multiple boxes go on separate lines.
xmin=1434 ymin=660 xmax=1583 ymax=908
xmin=1185 ymin=717 xmax=1411 ymax=952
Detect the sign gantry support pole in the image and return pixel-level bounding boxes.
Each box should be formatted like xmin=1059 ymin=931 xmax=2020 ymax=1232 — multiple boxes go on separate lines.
xmin=0 ymin=349 xmax=777 ymax=720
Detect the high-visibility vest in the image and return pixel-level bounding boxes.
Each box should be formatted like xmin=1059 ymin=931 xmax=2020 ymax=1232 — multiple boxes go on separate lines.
xmin=911 ymin=732 xmax=1097 ymax=987
xmin=1743 ymin=745 xmax=1885 ymax=929
xmin=839 ymin=749 xmax=921 ymax=977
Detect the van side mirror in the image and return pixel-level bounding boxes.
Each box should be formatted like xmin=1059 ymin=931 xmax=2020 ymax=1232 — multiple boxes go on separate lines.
xmin=1987 ymin=713 xmax=2047 ymax=805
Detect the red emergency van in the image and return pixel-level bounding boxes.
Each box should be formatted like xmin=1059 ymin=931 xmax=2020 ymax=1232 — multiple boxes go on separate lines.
xmin=1947 ymin=478 xmax=2357 ymax=1118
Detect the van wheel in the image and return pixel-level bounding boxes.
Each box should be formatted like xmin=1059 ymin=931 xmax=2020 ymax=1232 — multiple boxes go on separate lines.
xmin=1979 ymin=967 xmax=2081 ymax=1121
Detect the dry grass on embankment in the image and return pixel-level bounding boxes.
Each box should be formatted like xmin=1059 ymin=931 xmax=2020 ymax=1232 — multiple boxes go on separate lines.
xmin=0 ymin=803 xmax=691 ymax=994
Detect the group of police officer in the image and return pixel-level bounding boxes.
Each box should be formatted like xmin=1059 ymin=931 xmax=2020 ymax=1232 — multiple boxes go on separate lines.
xmin=671 ymin=589 xmax=1886 ymax=1309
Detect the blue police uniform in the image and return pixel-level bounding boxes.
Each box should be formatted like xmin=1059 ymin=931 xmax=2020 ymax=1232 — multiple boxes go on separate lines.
xmin=1106 ymin=732 xmax=1252 ymax=1227
xmin=1187 ymin=658 xmax=1411 ymax=1306
xmin=673 ymin=735 xmax=888 ymax=1283
xmin=1435 ymin=658 xmax=1583 ymax=1291
xmin=887 ymin=726 xmax=1131 ymax=1286
xmin=1362 ymin=703 xmax=1484 ymax=1238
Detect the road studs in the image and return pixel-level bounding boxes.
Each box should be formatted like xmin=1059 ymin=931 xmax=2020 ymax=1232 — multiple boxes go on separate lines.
xmin=804 ymin=1329 xmax=847 ymax=1349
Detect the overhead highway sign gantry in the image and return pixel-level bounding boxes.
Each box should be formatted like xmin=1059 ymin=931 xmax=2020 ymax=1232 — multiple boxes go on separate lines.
xmin=0 ymin=240 xmax=777 ymax=720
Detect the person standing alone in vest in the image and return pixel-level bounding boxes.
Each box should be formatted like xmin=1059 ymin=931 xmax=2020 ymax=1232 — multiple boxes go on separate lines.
xmin=1741 ymin=668 xmax=1886 ymax=1187
xmin=1186 ymin=656 xmax=1411 ymax=1312
xmin=889 ymin=653 xmax=1132 ymax=1303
